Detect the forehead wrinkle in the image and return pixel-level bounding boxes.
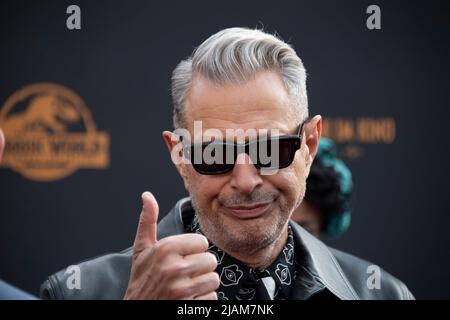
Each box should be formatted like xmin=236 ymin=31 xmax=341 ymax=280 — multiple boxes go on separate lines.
xmin=186 ymin=72 xmax=295 ymax=111
xmin=187 ymin=99 xmax=291 ymax=120
xmin=185 ymin=103 xmax=296 ymax=131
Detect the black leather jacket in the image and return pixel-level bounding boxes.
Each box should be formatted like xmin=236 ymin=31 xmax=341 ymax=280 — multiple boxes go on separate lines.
xmin=40 ymin=198 xmax=414 ymax=300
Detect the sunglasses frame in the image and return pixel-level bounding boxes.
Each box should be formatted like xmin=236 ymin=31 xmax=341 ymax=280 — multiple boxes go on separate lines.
xmin=180 ymin=119 xmax=308 ymax=175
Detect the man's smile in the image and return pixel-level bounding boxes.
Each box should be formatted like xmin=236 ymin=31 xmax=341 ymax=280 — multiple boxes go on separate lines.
xmin=223 ymin=201 xmax=274 ymax=219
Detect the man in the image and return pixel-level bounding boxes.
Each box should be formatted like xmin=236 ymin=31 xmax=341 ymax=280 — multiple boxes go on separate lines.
xmin=291 ymin=138 xmax=353 ymax=239
xmin=40 ymin=27 xmax=414 ymax=300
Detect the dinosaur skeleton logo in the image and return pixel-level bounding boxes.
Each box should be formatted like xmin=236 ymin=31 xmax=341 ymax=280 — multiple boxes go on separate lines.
xmin=0 ymin=83 xmax=109 ymax=181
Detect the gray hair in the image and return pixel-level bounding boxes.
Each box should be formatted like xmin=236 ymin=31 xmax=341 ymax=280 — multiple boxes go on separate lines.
xmin=171 ymin=27 xmax=308 ymax=129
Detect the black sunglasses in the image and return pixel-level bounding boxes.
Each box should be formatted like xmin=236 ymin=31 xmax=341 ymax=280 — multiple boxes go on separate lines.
xmin=180 ymin=120 xmax=308 ymax=175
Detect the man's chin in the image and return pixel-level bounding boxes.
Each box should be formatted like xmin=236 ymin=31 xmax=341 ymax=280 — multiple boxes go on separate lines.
xmin=221 ymin=232 xmax=278 ymax=254
xmin=197 ymin=204 xmax=286 ymax=251
xmin=215 ymin=218 xmax=280 ymax=250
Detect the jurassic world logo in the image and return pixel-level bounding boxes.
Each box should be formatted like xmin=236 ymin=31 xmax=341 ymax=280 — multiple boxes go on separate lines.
xmin=0 ymin=83 xmax=109 ymax=181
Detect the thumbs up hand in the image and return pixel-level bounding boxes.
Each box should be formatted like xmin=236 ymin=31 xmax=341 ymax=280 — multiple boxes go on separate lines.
xmin=124 ymin=192 xmax=219 ymax=300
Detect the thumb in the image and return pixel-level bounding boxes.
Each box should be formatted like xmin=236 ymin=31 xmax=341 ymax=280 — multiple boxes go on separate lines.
xmin=133 ymin=191 xmax=159 ymax=255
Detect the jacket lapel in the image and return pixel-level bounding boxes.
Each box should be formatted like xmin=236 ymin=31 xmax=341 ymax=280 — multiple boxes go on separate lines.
xmin=156 ymin=197 xmax=190 ymax=240
xmin=289 ymin=222 xmax=360 ymax=300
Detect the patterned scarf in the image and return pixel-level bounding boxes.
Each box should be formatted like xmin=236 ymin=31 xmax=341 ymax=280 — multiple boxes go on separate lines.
xmin=186 ymin=215 xmax=298 ymax=300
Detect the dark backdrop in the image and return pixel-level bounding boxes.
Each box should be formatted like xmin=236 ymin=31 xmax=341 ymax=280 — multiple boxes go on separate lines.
xmin=1 ymin=0 xmax=449 ymax=299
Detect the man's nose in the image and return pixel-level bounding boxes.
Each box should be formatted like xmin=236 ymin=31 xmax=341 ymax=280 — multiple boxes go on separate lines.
xmin=229 ymin=153 xmax=263 ymax=194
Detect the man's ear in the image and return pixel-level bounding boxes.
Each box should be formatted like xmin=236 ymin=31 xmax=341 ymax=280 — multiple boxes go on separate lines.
xmin=0 ymin=128 xmax=5 ymax=161
xmin=304 ymin=115 xmax=322 ymax=168
xmin=162 ymin=131 xmax=190 ymax=191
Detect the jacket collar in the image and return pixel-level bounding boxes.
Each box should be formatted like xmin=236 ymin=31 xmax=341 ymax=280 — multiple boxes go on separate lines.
xmin=157 ymin=197 xmax=360 ymax=300
xmin=289 ymin=221 xmax=360 ymax=299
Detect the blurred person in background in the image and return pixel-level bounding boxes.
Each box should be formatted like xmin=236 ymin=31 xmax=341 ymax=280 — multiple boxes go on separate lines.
xmin=291 ymin=137 xmax=352 ymax=239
